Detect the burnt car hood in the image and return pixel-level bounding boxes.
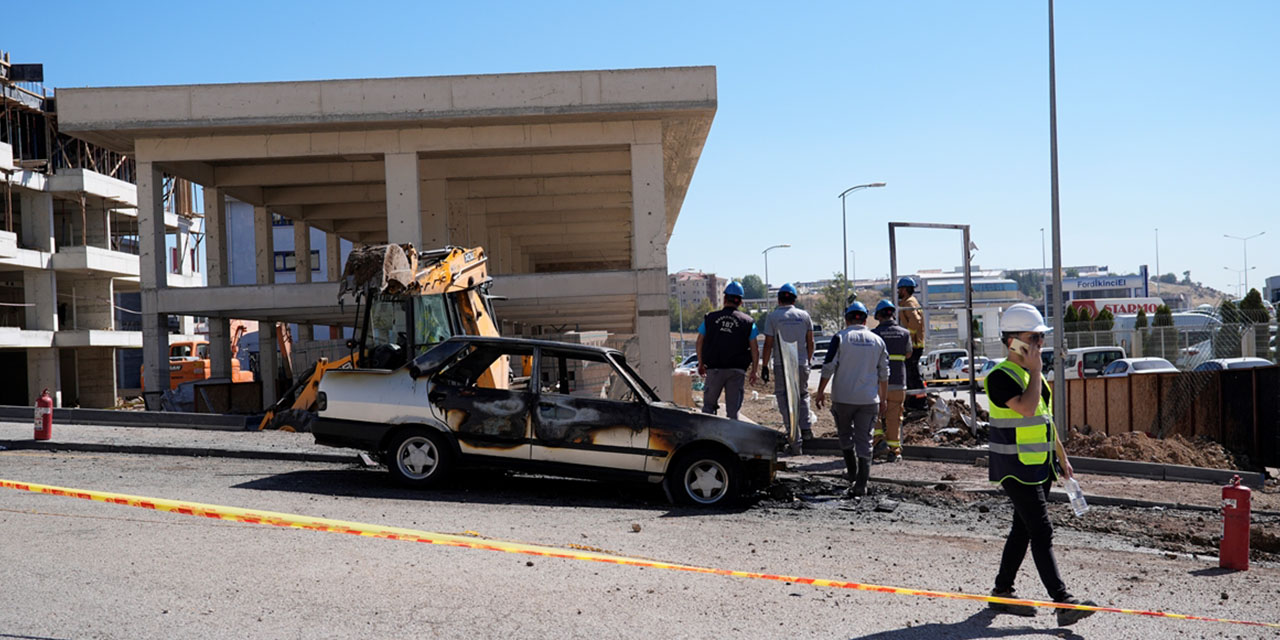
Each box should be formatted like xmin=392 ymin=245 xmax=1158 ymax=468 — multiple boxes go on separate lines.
xmin=647 ymin=403 xmax=783 ymax=457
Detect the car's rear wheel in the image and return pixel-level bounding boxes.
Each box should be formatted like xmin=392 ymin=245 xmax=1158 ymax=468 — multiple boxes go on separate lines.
xmin=665 ymin=447 xmax=739 ymax=507
xmin=385 ymin=428 xmax=454 ymax=488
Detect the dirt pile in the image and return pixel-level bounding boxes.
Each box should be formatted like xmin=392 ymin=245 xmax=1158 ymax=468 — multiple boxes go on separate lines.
xmin=1063 ymin=428 xmax=1242 ymax=470
xmin=901 ymin=396 xmax=988 ymax=447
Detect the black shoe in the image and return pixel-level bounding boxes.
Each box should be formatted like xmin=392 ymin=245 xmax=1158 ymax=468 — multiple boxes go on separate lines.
xmin=1055 ymin=597 xmax=1097 ymax=626
xmin=873 ymin=439 xmax=890 ymax=459
xmin=988 ymin=589 xmax=1036 ymax=617
xmin=851 ymin=457 xmax=871 ymax=496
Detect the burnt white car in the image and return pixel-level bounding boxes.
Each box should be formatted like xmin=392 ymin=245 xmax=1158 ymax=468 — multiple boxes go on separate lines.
xmin=314 ymin=336 xmax=781 ymax=506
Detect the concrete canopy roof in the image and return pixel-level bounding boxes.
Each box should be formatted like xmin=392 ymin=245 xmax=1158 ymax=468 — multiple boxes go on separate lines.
xmin=56 ymin=67 xmax=716 ymax=251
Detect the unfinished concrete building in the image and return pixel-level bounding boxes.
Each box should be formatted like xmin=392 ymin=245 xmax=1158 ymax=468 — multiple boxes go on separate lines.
xmin=0 ymin=52 xmax=203 ymax=407
xmin=56 ymin=66 xmax=717 ymax=408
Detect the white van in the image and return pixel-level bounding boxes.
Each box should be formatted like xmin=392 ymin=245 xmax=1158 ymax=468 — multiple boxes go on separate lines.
xmin=921 ymin=348 xmax=967 ymax=381
xmin=1063 ymin=346 xmax=1127 ymax=379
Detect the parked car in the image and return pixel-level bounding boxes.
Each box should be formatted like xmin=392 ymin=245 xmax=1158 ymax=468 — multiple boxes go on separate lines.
xmin=921 ymin=348 xmax=967 ymax=381
xmin=675 ymin=353 xmax=698 ymax=373
xmin=314 ymin=336 xmax=782 ymax=506
xmin=976 ymin=357 xmax=1003 ymax=379
xmin=1191 ymin=357 xmax=1276 ymax=372
xmin=1100 ymin=357 xmax=1178 ymax=378
xmin=1063 ymin=346 xmax=1127 ymax=380
xmin=944 ymin=356 xmax=989 ymax=381
xmin=1041 ymin=347 xmax=1056 ymax=381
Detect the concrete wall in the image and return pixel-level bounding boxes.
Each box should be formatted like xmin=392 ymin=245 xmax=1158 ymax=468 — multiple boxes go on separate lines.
xmin=77 ymin=347 xmax=118 ymax=408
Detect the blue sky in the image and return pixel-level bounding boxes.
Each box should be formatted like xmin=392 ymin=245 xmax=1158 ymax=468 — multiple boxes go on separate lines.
xmin=10 ymin=1 xmax=1278 ymax=296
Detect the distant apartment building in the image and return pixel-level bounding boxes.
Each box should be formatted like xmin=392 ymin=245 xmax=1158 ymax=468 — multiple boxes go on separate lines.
xmin=669 ymin=269 xmax=727 ymax=309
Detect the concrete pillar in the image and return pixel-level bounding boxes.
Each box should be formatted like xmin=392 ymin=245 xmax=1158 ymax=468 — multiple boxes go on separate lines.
xmin=203 ymin=187 xmax=233 ymax=379
xmin=85 ymin=202 xmax=110 ymax=248
xmin=73 ymin=278 xmax=115 ymax=330
xmin=630 ymin=142 xmax=672 ymax=400
xmin=19 ymin=191 xmax=54 ymax=252
xmin=384 ymin=152 xmax=422 ymax=245
xmin=77 ymin=347 xmax=117 ymax=408
xmin=23 ymin=270 xmax=57 ymax=332
xmin=27 ymin=349 xmax=61 ymax=407
xmin=293 ymin=220 xmax=315 ymax=342
xmin=253 ymin=205 xmax=277 ymax=408
xmin=325 ymin=232 xmax=343 ymax=340
xmin=138 ymin=162 xmax=170 ymax=407
xmin=422 ymin=177 xmax=448 ymax=247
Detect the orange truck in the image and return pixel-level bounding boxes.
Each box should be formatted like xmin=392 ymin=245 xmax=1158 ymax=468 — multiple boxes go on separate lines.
xmin=141 ymin=339 xmax=253 ymax=391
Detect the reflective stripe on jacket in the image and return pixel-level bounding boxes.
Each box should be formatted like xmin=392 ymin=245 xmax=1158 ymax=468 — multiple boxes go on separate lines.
xmin=983 ymin=359 xmax=1056 ymax=485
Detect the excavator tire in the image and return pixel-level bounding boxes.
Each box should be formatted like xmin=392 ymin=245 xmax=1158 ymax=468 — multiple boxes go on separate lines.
xmin=269 ymin=408 xmax=317 ymax=433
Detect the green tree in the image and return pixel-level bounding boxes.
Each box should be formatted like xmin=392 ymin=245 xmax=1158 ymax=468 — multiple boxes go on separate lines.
xmin=684 ymin=298 xmax=714 ymax=332
xmin=740 ymin=274 xmax=767 ymax=299
xmin=1063 ymin=304 xmax=1079 ymax=330
xmin=1219 ymin=299 xmax=1241 ymax=324
xmin=809 ymin=273 xmax=850 ymax=331
xmin=1146 ymin=305 xmax=1177 ymax=359
xmin=1075 ymin=306 xmax=1094 ymax=332
xmin=1181 ymin=270 xmax=1192 ymax=285
xmin=1065 ymin=268 xmax=1080 ymax=278
xmin=1152 ymin=305 xmax=1174 ymax=327
xmin=1158 ymin=273 xmax=1178 ymax=284
xmin=1005 ymin=270 xmax=1046 ymax=298
xmin=1240 ymin=288 xmax=1269 ymax=322
xmin=1094 ymin=308 xmax=1115 ymax=331
xmin=1135 ymin=309 xmax=1148 ymax=329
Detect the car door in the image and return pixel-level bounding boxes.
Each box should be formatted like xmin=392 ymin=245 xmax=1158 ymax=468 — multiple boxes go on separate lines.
xmin=429 ymin=342 xmax=534 ymax=461
xmin=530 ymin=347 xmax=649 ymax=471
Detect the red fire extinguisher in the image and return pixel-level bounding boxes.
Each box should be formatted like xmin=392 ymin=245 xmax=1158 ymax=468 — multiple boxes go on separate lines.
xmin=34 ymin=388 xmax=53 ymax=441
xmin=1220 ymin=474 xmax=1251 ymax=571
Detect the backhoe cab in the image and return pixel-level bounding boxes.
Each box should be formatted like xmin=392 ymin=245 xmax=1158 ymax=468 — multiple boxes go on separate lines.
xmin=260 ymin=244 xmax=503 ymax=432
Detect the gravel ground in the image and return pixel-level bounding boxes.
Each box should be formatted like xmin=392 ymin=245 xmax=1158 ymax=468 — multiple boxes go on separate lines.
xmin=2 ymin=420 xmax=1279 ymax=638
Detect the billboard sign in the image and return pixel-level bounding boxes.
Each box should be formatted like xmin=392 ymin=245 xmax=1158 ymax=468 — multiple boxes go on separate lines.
xmin=1070 ymin=297 xmax=1163 ymax=316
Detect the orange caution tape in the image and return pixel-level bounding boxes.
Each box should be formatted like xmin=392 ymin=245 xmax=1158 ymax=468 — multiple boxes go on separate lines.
xmin=2 ymin=478 xmax=1276 ymax=630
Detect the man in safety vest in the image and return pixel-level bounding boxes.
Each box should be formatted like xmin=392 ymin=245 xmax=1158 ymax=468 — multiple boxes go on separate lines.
xmin=696 ymin=281 xmax=759 ymax=420
xmin=896 ymin=277 xmax=927 ymax=410
xmin=871 ymin=299 xmax=912 ymax=462
xmin=983 ymin=303 xmax=1096 ymax=626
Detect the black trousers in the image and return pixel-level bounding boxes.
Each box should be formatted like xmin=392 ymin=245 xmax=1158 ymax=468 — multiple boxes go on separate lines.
xmin=904 ymin=347 xmax=925 ymax=408
xmin=995 ymin=479 xmax=1069 ymax=601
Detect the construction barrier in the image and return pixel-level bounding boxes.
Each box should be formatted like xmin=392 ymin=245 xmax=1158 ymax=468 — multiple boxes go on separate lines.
xmin=1 ymin=478 xmax=1276 ymax=630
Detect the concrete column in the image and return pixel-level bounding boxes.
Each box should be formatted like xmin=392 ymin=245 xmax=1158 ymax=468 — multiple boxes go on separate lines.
xmin=19 ymin=191 xmax=54 ymax=252
xmin=630 ymin=142 xmax=672 ymax=400
xmin=23 ymin=270 xmax=57 ymax=332
xmin=253 ymin=205 xmax=277 ymax=408
xmin=384 ymin=152 xmax=422 ymax=245
xmin=27 ymin=349 xmax=61 ymax=407
xmin=203 ymin=187 xmax=233 ymax=379
xmin=325 ymin=232 xmax=343 ymax=340
xmin=138 ymin=162 xmax=170 ymax=407
xmin=85 ymin=202 xmax=110 ymax=248
xmin=77 ymin=347 xmax=117 ymax=408
xmin=422 ymin=177 xmax=448 ymax=247
xmin=73 ymin=277 xmax=115 ymax=330
xmin=292 ymin=221 xmax=315 ymax=342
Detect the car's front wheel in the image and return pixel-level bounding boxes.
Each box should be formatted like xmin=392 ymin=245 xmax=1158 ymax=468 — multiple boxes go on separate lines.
xmin=385 ymin=428 xmax=454 ymax=488
xmin=665 ymin=447 xmax=739 ymax=507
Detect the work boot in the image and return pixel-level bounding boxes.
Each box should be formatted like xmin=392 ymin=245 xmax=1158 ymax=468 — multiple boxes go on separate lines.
xmin=988 ymin=589 xmax=1036 ymax=617
xmin=851 ymin=457 xmax=871 ymax=496
xmin=842 ymin=449 xmax=859 ymax=482
xmin=1055 ymin=596 xmax=1097 ymax=627
xmin=872 ymin=439 xmax=890 ymax=460
xmin=891 ymin=450 xmax=903 ymax=463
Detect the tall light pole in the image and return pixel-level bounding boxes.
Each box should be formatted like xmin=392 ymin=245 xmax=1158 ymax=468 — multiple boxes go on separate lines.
xmin=839 ymin=182 xmax=886 ymax=302
xmin=762 ymin=244 xmax=791 ymax=289
xmin=850 ymin=250 xmax=857 ymax=286
xmin=1040 ymin=227 xmax=1046 ymax=305
xmin=1224 ymin=231 xmax=1265 ymax=294
xmin=1155 ymin=228 xmax=1160 ymax=296
xmin=1224 ymin=266 xmax=1256 ymax=299
xmin=1048 ymin=0 xmax=1067 ymax=436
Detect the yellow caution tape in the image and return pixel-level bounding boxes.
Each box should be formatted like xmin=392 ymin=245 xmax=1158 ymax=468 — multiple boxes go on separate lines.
xmin=2 ymin=478 xmax=1276 ymax=630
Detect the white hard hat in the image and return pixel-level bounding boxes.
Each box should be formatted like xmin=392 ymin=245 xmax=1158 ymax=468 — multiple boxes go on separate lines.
xmin=1001 ymin=303 xmax=1050 ymax=333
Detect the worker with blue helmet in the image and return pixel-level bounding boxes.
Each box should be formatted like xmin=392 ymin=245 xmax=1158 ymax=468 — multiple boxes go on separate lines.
xmin=896 ymin=275 xmax=926 ymax=409
xmin=815 ymin=297 xmax=889 ymax=496
xmin=759 ymin=282 xmax=815 ymax=452
xmin=695 ymin=280 xmax=758 ymax=420
xmin=871 ymin=298 xmax=913 ymax=462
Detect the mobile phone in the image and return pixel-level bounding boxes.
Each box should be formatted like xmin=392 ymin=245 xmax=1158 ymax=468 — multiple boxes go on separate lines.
xmin=1010 ymin=338 xmax=1032 ymax=357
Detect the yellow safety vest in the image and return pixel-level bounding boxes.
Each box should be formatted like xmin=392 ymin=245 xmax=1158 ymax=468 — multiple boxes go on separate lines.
xmin=983 ymin=359 xmax=1056 ymax=485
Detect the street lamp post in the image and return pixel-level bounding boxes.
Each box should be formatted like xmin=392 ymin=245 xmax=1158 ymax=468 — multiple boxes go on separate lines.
xmin=1224 ymin=232 xmax=1265 ymax=294
xmin=1224 ymin=266 xmax=1256 ymax=299
xmin=761 ymin=244 xmax=791 ymax=289
xmin=839 ymin=182 xmax=886 ymax=302
xmin=1155 ymin=228 xmax=1160 ymax=296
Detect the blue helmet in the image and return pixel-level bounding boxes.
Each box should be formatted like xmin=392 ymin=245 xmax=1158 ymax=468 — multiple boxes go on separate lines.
xmin=845 ymin=301 xmax=869 ymax=317
xmin=897 ymin=276 xmax=917 ymax=289
xmin=874 ymin=299 xmax=896 ymax=314
xmin=778 ymin=283 xmax=798 ymax=297
xmin=723 ymin=281 xmax=745 ymax=297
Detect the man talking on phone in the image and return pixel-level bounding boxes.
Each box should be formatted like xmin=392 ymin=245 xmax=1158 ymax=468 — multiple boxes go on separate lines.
xmin=983 ymin=303 xmax=1095 ymax=626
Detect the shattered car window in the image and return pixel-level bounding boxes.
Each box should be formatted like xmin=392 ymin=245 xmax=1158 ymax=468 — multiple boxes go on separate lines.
xmin=539 ymin=350 xmax=613 ymax=398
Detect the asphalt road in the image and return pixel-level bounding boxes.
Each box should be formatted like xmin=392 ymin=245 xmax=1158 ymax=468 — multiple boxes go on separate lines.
xmin=1 ymin=423 xmax=1277 ymax=639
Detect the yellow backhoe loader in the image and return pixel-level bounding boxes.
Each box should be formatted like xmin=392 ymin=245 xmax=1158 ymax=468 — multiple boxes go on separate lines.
xmin=260 ymin=244 xmax=502 ymax=431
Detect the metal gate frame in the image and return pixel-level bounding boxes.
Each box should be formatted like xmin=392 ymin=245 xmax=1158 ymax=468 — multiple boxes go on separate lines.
xmin=888 ymin=222 xmax=979 ymax=433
